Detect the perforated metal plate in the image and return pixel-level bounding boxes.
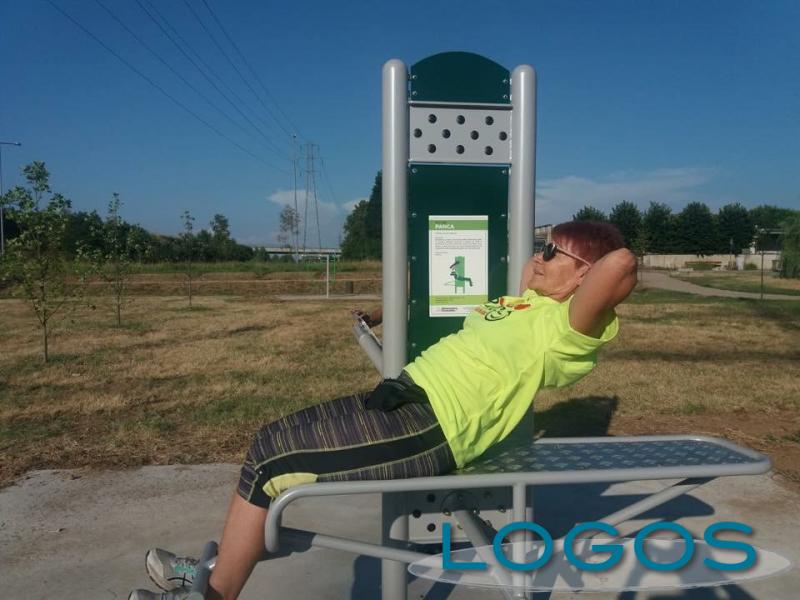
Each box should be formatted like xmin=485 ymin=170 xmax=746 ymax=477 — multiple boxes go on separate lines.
xmin=458 ymin=439 xmax=761 ymax=475
xmin=409 ymin=105 xmax=511 ymax=164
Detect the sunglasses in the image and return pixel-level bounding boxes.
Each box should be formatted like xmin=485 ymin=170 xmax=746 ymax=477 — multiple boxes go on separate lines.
xmin=542 ymin=242 xmax=592 ymax=267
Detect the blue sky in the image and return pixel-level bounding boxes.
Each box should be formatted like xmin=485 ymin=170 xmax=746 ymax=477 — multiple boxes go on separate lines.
xmin=1 ymin=0 xmax=798 ymax=247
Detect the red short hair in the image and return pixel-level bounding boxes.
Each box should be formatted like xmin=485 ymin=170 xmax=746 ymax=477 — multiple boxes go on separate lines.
xmin=552 ymin=221 xmax=625 ymax=264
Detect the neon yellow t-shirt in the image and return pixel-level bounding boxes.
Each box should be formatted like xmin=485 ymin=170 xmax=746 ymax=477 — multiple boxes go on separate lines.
xmin=404 ymin=289 xmax=619 ymax=467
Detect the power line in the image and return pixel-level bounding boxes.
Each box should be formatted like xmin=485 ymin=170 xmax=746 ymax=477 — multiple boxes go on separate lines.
xmin=181 ymin=0 xmax=292 ymax=142
xmin=45 ymin=0 xmax=289 ymax=174
xmin=198 ymin=0 xmax=303 ymax=140
xmin=93 ymin=0 xmax=279 ymax=159
xmin=319 ymin=155 xmax=339 ymax=206
xmin=134 ymin=0 xmax=289 ymax=159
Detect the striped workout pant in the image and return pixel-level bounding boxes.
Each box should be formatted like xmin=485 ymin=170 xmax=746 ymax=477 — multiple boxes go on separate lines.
xmin=237 ymin=377 xmax=457 ymax=508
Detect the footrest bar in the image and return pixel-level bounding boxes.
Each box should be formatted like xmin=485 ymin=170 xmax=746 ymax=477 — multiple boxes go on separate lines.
xmin=186 ymin=540 xmax=218 ymax=600
xmin=279 ymin=526 xmax=431 ymax=564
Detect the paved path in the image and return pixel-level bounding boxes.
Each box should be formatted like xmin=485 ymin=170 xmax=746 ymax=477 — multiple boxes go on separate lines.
xmin=1 ymin=465 xmax=798 ymax=599
xmin=276 ymin=293 xmax=380 ymax=301
xmin=639 ymin=270 xmax=799 ymax=301
xmin=282 ymin=273 xmax=800 ymax=303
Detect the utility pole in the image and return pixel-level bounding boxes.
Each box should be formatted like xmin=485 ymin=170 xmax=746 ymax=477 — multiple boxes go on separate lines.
xmin=310 ymin=143 xmax=321 ymax=252
xmin=0 ymin=140 xmax=23 ymax=255
xmin=755 ymin=226 xmax=765 ymax=301
xmin=291 ymin=134 xmax=300 ymax=261
xmin=302 ymin=142 xmax=322 ymax=254
xmin=303 ymin=143 xmax=310 ymax=254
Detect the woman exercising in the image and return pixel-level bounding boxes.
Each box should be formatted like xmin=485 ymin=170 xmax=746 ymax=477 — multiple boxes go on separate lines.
xmin=130 ymin=220 xmax=637 ymax=600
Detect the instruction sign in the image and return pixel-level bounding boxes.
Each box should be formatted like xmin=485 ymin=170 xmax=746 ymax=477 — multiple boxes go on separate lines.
xmin=428 ymin=215 xmax=488 ymax=317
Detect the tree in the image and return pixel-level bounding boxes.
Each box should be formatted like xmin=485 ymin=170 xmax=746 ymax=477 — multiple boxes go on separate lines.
xmin=340 ymin=200 xmax=371 ymax=259
xmin=675 ymin=202 xmax=717 ymax=255
xmin=364 ymin=172 xmax=382 ymax=257
xmin=126 ymin=224 xmax=153 ymax=263
xmin=195 ymin=229 xmax=214 ymax=262
xmin=179 ymin=210 xmax=199 ymax=307
xmin=642 ymin=202 xmax=675 ymax=253
xmin=609 ymin=201 xmax=642 ymax=248
xmin=340 ymin=172 xmax=382 ymax=260
xmin=780 ymin=215 xmax=800 ymax=279
xmin=717 ymin=203 xmax=754 ymax=255
xmin=572 ymin=205 xmax=607 ymax=221
xmin=0 ymin=162 xmax=80 ymax=361
xmin=64 ymin=210 xmax=104 ymax=256
xmin=277 ymin=205 xmax=301 ymax=255
xmin=631 ymin=225 xmax=649 ymax=268
xmin=749 ymin=205 xmax=797 ymax=231
xmin=210 ymin=213 xmax=233 ymax=260
xmin=83 ymin=194 xmax=141 ymax=326
xmin=750 ymin=205 xmax=798 ymax=251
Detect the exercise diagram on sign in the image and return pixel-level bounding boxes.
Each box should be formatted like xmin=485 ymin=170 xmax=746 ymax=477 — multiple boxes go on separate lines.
xmin=428 ymin=215 xmax=489 ymax=317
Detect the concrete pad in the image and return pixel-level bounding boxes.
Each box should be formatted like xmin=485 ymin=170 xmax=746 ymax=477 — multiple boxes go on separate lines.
xmin=1 ymin=465 xmax=796 ymax=599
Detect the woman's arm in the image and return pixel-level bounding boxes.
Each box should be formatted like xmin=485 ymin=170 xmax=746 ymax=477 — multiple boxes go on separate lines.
xmin=569 ymin=248 xmax=637 ymax=337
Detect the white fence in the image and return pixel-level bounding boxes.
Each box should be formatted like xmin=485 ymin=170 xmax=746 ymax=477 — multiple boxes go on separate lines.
xmin=643 ymin=252 xmax=782 ymax=271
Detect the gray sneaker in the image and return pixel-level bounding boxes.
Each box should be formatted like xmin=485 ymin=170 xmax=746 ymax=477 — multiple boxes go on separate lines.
xmin=145 ymin=548 xmax=198 ymax=591
xmin=128 ymin=589 xmax=188 ymax=600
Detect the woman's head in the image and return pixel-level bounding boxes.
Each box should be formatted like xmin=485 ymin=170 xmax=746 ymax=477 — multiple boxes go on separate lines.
xmin=525 ymin=220 xmax=625 ymax=300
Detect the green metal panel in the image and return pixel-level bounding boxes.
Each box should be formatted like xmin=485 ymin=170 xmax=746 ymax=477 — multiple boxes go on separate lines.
xmin=410 ymin=52 xmax=510 ymax=105
xmin=407 ymin=164 xmax=509 ymax=362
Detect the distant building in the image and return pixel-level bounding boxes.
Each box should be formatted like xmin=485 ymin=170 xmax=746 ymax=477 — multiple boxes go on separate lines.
xmin=534 ymin=224 xmax=553 ymax=252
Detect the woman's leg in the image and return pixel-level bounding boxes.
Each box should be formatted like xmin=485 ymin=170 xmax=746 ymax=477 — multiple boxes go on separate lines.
xmin=206 ymin=492 xmax=267 ymax=600
xmin=214 ymin=397 xmax=455 ymax=599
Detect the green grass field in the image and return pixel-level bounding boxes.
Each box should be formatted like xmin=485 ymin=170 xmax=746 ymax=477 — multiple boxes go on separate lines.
xmin=1 ymin=280 xmax=798 ymax=490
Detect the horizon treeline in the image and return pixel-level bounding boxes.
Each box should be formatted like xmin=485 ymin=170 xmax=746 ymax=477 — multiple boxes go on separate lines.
xmin=339 ymin=172 xmax=797 ymax=259
xmin=2 ymin=164 xmax=798 ymax=263
xmin=572 ymin=201 xmax=796 ymax=256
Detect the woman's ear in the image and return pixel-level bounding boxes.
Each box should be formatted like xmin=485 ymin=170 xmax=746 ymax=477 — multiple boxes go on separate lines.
xmin=573 ymin=264 xmax=592 ymax=286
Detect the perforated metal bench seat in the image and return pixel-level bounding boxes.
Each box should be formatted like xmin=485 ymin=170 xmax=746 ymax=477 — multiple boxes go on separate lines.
xmin=261 ymin=435 xmax=769 ymax=552
xmin=457 ymin=435 xmax=768 ymax=478
xmin=187 ymin=435 xmax=770 ymax=600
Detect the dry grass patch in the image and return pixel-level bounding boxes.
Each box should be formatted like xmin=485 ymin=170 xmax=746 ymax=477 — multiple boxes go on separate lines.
xmin=536 ymin=293 xmax=800 ymax=483
xmin=2 ymin=288 xmax=799 ymax=489
xmin=1 ymin=295 xmax=379 ymax=485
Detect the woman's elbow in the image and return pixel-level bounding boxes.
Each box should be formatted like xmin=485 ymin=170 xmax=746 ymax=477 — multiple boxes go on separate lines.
xmin=604 ymin=248 xmax=638 ymax=277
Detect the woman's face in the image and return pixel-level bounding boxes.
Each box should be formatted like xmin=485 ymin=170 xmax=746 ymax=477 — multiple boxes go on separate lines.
xmin=525 ymin=237 xmax=590 ymax=301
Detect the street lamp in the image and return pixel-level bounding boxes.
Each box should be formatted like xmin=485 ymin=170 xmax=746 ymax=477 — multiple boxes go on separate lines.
xmin=0 ymin=140 xmax=23 ymax=255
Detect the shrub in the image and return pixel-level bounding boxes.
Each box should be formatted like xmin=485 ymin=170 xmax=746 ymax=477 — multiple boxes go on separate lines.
xmin=685 ymin=261 xmax=719 ymax=271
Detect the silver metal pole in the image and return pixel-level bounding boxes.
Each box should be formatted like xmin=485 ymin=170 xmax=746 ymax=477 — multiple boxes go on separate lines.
xmin=381 ymin=58 xmax=409 ymax=600
xmin=452 ymin=509 xmax=516 ymax=598
xmin=280 ymin=526 xmax=431 ymax=564
xmin=381 ymin=59 xmax=409 ymax=379
xmin=511 ymin=483 xmax=531 ymax=599
xmin=599 ymin=478 xmax=710 ymax=529
xmin=325 ymin=254 xmax=330 ymax=298
xmin=186 ymin=541 xmax=218 ymax=600
xmin=507 ymin=66 xmax=536 ymax=294
xmin=508 ymin=71 xmax=536 ymax=597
